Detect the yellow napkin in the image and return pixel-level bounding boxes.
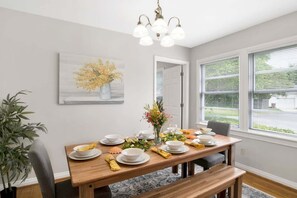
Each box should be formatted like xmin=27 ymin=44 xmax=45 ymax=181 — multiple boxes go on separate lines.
xmin=151 ymin=147 xmax=172 ymax=159
xmin=105 ymin=154 xmax=121 ymax=171
xmin=185 ymin=140 xmax=205 ymax=149
xmin=77 ymin=142 xmax=97 ymax=151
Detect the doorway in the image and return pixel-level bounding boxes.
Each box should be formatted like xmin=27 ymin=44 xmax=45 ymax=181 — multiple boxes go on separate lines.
xmin=154 ymin=56 xmax=189 ymax=129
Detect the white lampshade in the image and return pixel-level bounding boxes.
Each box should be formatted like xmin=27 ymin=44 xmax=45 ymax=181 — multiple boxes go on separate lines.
xmin=160 ymin=35 xmax=174 ymax=47
xmin=170 ymin=26 xmax=185 ymax=40
xmin=140 ymin=36 xmax=153 ymax=46
xmin=133 ymin=24 xmax=149 ymax=38
xmin=151 ymin=18 xmax=168 ymax=34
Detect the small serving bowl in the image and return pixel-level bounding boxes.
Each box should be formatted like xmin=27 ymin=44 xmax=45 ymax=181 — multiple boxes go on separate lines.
xmin=200 ymin=127 xmax=212 ymax=134
xmin=105 ymin=134 xmax=120 ymax=142
xmin=199 ymin=135 xmax=214 ymax=144
xmin=140 ymin=130 xmax=153 ymax=139
xmin=73 ymin=145 xmax=94 ymax=157
xmin=122 ymin=148 xmax=144 ymax=162
xmin=166 ymin=140 xmax=184 ymax=151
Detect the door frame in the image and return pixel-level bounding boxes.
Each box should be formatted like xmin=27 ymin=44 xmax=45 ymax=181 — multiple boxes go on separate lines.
xmin=154 ymin=56 xmax=190 ymax=129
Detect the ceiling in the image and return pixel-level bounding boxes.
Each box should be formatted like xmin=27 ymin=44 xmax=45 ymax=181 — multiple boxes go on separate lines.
xmin=0 ymin=0 xmax=297 ymax=48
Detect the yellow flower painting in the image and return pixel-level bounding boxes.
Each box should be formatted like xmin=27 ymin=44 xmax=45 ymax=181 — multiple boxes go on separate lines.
xmin=75 ymin=59 xmax=122 ymax=91
xmin=59 ymin=53 xmax=124 ymax=104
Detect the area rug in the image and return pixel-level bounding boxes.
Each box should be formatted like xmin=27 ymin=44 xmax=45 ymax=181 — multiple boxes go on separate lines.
xmin=109 ymin=166 xmax=273 ymax=198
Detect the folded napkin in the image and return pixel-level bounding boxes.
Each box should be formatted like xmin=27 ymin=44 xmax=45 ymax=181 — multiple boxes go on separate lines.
xmin=105 ymin=154 xmax=121 ymax=171
xmin=151 ymin=147 xmax=172 ymax=159
xmin=185 ymin=140 xmax=205 ymax=149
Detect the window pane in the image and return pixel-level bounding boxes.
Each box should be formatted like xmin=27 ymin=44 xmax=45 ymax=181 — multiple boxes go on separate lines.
xmin=201 ymin=57 xmax=239 ymax=127
xmin=205 ymin=57 xmax=239 ymax=77
xmin=205 ymin=76 xmax=239 ymax=92
xmin=204 ymin=93 xmax=239 ymax=126
xmin=251 ymin=45 xmax=297 ymax=135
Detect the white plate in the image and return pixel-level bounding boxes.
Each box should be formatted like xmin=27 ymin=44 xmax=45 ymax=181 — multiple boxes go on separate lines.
xmin=195 ymin=131 xmax=216 ymax=136
xmin=100 ymin=138 xmax=125 ymax=145
xmin=160 ymin=145 xmax=189 ymax=154
xmin=163 ymin=131 xmax=183 ymax=135
xmin=137 ymin=134 xmax=155 ymax=140
xmin=73 ymin=149 xmax=98 ymax=158
xmin=192 ymin=139 xmax=217 ymax=147
xmin=121 ymin=154 xmax=145 ymax=163
xmin=116 ymin=153 xmax=150 ymax=165
xmin=68 ymin=149 xmax=102 ymax=160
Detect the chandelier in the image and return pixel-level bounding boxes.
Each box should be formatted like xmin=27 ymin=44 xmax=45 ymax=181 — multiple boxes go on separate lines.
xmin=133 ymin=0 xmax=185 ymax=47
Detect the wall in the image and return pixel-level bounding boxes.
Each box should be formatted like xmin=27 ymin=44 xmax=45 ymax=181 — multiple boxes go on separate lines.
xmin=190 ymin=11 xmax=297 ymax=188
xmin=0 ymin=7 xmax=190 ymax=180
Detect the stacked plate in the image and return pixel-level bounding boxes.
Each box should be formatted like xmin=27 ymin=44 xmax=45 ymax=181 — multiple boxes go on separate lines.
xmin=116 ymin=153 xmax=150 ymax=165
xmin=160 ymin=145 xmax=189 ymax=154
xmin=100 ymin=134 xmax=125 ymax=145
xmin=192 ymin=139 xmax=217 ymax=147
xmin=68 ymin=148 xmax=102 ymax=160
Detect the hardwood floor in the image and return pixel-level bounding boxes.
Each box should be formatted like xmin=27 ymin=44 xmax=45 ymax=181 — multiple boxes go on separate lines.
xmin=17 ymin=172 xmax=297 ymax=198
xmin=243 ymin=172 xmax=297 ymax=198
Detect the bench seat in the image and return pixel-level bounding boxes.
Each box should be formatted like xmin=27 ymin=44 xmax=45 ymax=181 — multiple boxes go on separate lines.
xmin=135 ymin=165 xmax=246 ymax=198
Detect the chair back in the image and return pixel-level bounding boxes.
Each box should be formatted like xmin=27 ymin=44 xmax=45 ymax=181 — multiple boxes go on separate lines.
xmin=207 ymin=121 xmax=230 ymax=136
xmin=29 ymin=140 xmax=56 ymax=198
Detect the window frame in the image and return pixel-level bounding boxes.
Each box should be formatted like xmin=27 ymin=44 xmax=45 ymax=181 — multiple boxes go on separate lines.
xmin=248 ymin=44 xmax=297 ymax=134
xmin=199 ymin=56 xmax=240 ymax=127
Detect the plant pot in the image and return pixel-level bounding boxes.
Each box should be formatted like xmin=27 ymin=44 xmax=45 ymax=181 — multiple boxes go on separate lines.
xmin=1 ymin=187 xmax=17 ymax=198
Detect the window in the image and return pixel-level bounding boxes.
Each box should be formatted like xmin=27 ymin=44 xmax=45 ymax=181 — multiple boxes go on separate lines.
xmin=250 ymin=45 xmax=297 ymax=135
xmin=201 ymin=57 xmax=239 ymax=127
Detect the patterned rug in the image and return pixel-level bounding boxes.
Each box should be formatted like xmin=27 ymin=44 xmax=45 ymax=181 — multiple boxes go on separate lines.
xmin=110 ymin=166 xmax=273 ymax=198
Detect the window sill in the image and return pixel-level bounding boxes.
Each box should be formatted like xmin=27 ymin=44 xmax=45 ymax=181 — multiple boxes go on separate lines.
xmin=196 ymin=122 xmax=297 ymax=148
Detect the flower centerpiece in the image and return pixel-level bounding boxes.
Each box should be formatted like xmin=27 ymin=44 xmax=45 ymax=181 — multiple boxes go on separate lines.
xmin=75 ymin=59 xmax=122 ymax=100
xmin=144 ymin=100 xmax=169 ymax=144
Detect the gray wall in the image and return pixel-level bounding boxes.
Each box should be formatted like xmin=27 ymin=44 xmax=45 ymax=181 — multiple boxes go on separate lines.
xmin=190 ymin=11 xmax=297 ymax=187
xmin=0 ymin=7 xmax=189 ymax=177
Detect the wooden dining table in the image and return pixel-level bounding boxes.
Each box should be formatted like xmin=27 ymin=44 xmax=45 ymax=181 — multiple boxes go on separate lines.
xmin=65 ymin=134 xmax=241 ymax=198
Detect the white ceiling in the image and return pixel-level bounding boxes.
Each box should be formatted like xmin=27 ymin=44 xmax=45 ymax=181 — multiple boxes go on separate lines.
xmin=0 ymin=0 xmax=297 ymax=48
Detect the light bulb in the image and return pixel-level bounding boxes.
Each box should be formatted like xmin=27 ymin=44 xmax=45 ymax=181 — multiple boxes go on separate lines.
xmin=152 ymin=18 xmax=168 ymax=34
xmin=133 ymin=24 xmax=149 ymax=38
xmin=170 ymin=26 xmax=185 ymax=40
xmin=140 ymin=36 xmax=153 ymax=46
xmin=160 ymin=35 xmax=174 ymax=47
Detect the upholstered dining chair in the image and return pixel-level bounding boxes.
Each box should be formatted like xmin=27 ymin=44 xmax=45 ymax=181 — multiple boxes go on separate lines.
xmin=28 ymin=139 xmax=112 ymax=198
xmin=193 ymin=121 xmax=231 ymax=170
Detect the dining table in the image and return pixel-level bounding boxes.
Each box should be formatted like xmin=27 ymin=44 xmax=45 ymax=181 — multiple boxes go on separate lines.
xmin=65 ymin=134 xmax=241 ymax=198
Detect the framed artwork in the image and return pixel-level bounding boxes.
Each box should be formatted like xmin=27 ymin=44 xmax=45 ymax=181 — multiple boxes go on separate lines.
xmin=59 ymin=53 xmax=124 ymax=104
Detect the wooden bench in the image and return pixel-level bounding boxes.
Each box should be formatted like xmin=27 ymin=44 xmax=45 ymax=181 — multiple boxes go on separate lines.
xmin=135 ymin=164 xmax=246 ymax=198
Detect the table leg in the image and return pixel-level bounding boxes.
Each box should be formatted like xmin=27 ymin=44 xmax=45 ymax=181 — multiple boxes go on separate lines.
xmin=79 ymin=183 xmax=94 ymax=198
xmin=188 ymin=161 xmax=195 ymax=176
xmin=228 ymin=144 xmax=235 ymax=166
xmin=181 ymin=163 xmax=187 ymax=178
xmin=172 ymin=165 xmax=178 ymax=173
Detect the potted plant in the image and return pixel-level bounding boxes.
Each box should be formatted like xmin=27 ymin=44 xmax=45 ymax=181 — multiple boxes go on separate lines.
xmin=0 ymin=91 xmax=47 ymax=198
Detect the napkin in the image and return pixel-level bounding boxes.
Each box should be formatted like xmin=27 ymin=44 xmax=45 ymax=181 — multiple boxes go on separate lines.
xmin=185 ymin=140 xmax=205 ymax=149
xmin=78 ymin=142 xmax=97 ymax=151
xmin=105 ymin=154 xmax=121 ymax=171
xmin=151 ymin=147 xmax=172 ymax=159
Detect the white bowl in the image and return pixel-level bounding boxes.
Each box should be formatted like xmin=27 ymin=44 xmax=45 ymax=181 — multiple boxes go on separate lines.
xmin=140 ymin=130 xmax=153 ymax=139
xmin=166 ymin=141 xmax=184 ymax=151
xmin=73 ymin=145 xmax=94 ymax=157
xmin=105 ymin=134 xmax=120 ymax=142
xmin=200 ymin=127 xmax=212 ymax=134
xmin=122 ymin=148 xmax=144 ymax=162
xmin=199 ymin=135 xmax=214 ymax=143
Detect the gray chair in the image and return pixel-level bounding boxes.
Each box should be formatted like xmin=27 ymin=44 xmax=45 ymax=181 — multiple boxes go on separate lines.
xmin=193 ymin=121 xmax=231 ymax=170
xmin=28 ymin=139 xmax=112 ymax=198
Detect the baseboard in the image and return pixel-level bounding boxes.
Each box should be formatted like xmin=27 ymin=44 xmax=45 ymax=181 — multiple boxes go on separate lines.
xmin=236 ymin=162 xmax=297 ymax=190
xmin=0 ymin=171 xmax=70 ymax=190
